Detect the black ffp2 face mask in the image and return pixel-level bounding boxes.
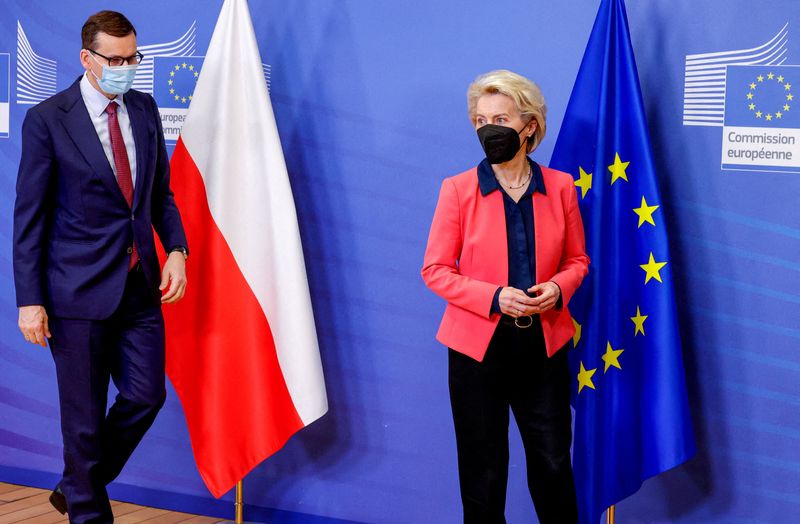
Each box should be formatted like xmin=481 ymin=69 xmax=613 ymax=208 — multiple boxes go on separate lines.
xmin=477 ymin=123 xmax=527 ymax=164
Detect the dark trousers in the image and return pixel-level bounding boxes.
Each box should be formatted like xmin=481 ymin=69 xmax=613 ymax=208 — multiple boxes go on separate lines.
xmin=49 ymin=266 xmax=166 ymax=524
xmin=448 ymin=318 xmax=578 ymax=524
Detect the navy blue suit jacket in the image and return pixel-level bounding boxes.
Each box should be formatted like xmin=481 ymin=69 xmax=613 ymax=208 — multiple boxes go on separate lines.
xmin=13 ymin=77 xmax=188 ymax=319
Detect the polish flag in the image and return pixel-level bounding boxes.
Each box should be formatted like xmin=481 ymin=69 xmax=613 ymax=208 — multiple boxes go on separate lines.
xmin=164 ymin=0 xmax=328 ymax=498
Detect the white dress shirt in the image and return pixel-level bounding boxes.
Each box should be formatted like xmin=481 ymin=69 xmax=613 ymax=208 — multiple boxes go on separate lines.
xmin=79 ymin=73 xmax=137 ymax=186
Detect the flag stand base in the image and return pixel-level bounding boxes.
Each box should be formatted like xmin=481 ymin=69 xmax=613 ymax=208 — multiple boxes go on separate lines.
xmin=222 ymin=480 xmax=263 ymax=524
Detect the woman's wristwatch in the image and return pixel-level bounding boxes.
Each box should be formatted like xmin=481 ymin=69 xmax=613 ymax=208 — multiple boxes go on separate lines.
xmin=170 ymin=246 xmax=189 ymax=260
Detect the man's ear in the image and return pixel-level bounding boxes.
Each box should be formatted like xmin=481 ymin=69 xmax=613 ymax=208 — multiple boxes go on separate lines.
xmin=79 ymin=49 xmax=92 ymax=72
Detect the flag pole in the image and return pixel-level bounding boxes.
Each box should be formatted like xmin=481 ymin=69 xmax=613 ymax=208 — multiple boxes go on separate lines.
xmin=607 ymin=505 xmax=615 ymax=524
xmin=235 ymin=480 xmax=244 ymax=524
xmin=223 ymin=479 xmax=260 ymax=524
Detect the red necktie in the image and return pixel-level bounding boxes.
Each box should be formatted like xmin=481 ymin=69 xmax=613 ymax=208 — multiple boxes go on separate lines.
xmin=106 ymin=102 xmax=139 ymax=270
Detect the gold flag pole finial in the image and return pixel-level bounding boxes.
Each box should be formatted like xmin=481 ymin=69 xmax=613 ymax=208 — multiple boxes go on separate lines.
xmin=607 ymin=505 xmax=616 ymax=524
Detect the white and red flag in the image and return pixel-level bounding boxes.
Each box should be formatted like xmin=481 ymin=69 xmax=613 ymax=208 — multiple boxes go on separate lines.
xmin=164 ymin=0 xmax=328 ymax=498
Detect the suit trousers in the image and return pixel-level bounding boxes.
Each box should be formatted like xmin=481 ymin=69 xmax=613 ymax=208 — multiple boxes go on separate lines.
xmin=448 ymin=317 xmax=578 ymax=524
xmin=49 ymin=265 xmax=166 ymax=524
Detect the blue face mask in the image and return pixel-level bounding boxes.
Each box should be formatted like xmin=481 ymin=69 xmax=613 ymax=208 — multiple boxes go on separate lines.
xmin=90 ymin=54 xmax=138 ymax=95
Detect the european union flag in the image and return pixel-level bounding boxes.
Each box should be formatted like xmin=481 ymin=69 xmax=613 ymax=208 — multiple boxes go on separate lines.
xmin=725 ymin=65 xmax=800 ymax=129
xmin=549 ymin=1 xmax=696 ymax=522
xmin=153 ymin=56 xmax=204 ymax=109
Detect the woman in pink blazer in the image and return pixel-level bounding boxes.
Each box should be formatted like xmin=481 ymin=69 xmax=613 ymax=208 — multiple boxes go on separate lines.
xmin=422 ymin=70 xmax=589 ymax=523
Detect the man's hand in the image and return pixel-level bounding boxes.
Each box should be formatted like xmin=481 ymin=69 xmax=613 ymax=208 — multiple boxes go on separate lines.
xmin=160 ymin=251 xmax=187 ymax=304
xmin=18 ymin=305 xmax=51 ymax=347
xmin=527 ymin=281 xmax=561 ymax=314
xmin=498 ymin=287 xmax=538 ymax=318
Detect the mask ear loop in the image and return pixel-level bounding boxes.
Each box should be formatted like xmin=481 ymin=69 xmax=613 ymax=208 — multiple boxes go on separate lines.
xmin=86 ymin=52 xmax=104 ymax=82
xmin=520 ymin=118 xmax=535 ymax=154
xmin=514 ymin=119 xmax=533 ymax=155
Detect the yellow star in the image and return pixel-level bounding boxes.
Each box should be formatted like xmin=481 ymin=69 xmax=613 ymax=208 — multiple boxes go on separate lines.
xmin=746 ymin=92 xmax=753 ymax=100
xmin=631 ymin=306 xmax=647 ymax=336
xmin=602 ymin=341 xmax=624 ymax=373
xmin=778 ymin=75 xmax=785 ymax=83
xmin=756 ymin=111 xmax=763 ymax=118
xmin=577 ymin=361 xmax=597 ymax=393
xmin=572 ymin=317 xmax=582 ymax=347
xmin=189 ymin=64 xmax=194 ymax=71
xmin=608 ymin=153 xmax=630 ymax=185
xmin=757 ymin=74 xmax=764 ymax=82
xmin=640 ymin=252 xmax=667 ymax=284
xmin=574 ymin=167 xmax=593 ymax=199
xmin=787 ymin=94 xmax=794 ymax=101
xmin=633 ymin=195 xmax=659 ymax=228
xmin=169 ymin=88 xmax=174 ymax=94
xmin=174 ymin=95 xmax=179 ymax=101
xmin=768 ymin=72 xmax=774 ymax=80
xmin=170 ymin=71 xmax=175 ymax=77
xmin=182 ymin=62 xmax=187 ymax=69
xmin=766 ymin=114 xmax=773 ymax=121
xmin=194 ymin=71 xmax=199 ymax=77
xmin=748 ymin=103 xmax=755 ymax=110
xmin=785 ymin=83 xmax=792 ymax=91
xmin=749 ymin=82 xmax=757 ymax=89
xmin=174 ymin=64 xmax=180 ymax=71
xmin=776 ymin=111 xmax=783 ymax=119
xmin=168 ymin=79 xmax=173 ymax=85
xmin=188 ymin=95 xmax=193 ymax=101
xmin=784 ymin=104 xmax=791 ymax=111
xmin=181 ymin=97 xmax=187 ymax=103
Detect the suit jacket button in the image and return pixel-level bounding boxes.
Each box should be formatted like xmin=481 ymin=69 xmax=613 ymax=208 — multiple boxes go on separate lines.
xmin=127 ymin=247 xmax=133 ymax=254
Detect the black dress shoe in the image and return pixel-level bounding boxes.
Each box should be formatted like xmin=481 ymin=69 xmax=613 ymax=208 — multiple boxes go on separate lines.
xmin=49 ymin=485 xmax=68 ymax=515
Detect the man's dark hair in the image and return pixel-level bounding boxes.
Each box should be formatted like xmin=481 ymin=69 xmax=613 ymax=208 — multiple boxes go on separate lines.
xmin=81 ymin=11 xmax=136 ymax=50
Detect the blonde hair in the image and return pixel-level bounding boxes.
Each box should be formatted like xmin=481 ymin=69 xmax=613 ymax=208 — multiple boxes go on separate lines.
xmin=467 ymin=69 xmax=547 ymax=153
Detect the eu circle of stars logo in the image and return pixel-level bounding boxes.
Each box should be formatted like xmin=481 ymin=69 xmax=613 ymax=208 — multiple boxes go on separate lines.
xmin=746 ymin=71 xmax=792 ymax=122
xmin=167 ymin=61 xmax=200 ymax=105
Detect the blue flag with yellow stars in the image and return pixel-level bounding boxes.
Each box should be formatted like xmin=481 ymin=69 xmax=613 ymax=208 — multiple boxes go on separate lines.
xmin=153 ymin=56 xmax=203 ymax=109
xmin=550 ymin=1 xmax=696 ymax=522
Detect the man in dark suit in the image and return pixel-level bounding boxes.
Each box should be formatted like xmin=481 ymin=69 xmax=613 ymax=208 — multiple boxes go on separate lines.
xmin=13 ymin=11 xmax=189 ymax=523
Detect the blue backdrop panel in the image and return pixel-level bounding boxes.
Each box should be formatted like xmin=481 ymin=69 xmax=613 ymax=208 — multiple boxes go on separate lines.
xmin=0 ymin=1 xmax=798 ymax=523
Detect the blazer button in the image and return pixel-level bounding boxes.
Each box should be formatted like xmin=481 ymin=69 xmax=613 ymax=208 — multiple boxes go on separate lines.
xmin=127 ymin=247 xmax=133 ymax=254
